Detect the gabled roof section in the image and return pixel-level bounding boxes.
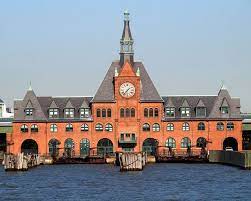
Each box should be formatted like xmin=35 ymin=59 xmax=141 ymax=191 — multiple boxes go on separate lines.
xmin=92 ymin=61 xmax=162 ymax=103
xmin=49 ymin=100 xmax=59 ymax=108
xmin=180 ymin=99 xmax=190 ymax=108
xmin=80 ymin=98 xmax=90 ymax=108
xmin=26 ymin=100 xmax=33 ymax=108
xmin=196 ymin=99 xmax=205 ymax=107
xmin=119 ymin=61 xmax=135 ymax=77
xmin=165 ymin=98 xmax=175 ymax=107
xmin=221 ymin=98 xmax=229 ymax=107
xmin=65 ymin=99 xmax=74 ymax=108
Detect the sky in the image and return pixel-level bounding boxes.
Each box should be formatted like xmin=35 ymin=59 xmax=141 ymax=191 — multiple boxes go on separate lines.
xmin=0 ymin=0 xmax=251 ymax=112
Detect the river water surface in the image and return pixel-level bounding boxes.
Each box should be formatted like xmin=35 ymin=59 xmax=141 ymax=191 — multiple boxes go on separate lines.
xmin=0 ymin=163 xmax=250 ymax=201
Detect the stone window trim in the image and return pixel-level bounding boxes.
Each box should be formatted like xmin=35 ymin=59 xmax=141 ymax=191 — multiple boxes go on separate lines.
xmin=165 ymin=107 xmax=175 ymax=118
xmin=65 ymin=123 xmax=73 ymax=132
xmin=64 ymin=108 xmax=75 ymax=119
xmin=50 ymin=124 xmax=58 ymax=133
xmin=105 ymin=123 xmax=113 ymax=132
xmin=180 ymin=107 xmax=191 ymax=118
xmin=49 ymin=108 xmax=59 ymax=119
xmin=95 ymin=123 xmax=103 ymax=131
xmin=152 ymin=123 xmax=160 ymax=132
xmin=80 ymin=108 xmax=90 ymax=119
xmin=182 ymin=122 xmax=190 ymax=131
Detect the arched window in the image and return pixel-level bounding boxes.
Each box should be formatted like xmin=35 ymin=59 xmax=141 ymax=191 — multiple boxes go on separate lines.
xmin=196 ymin=137 xmax=207 ymax=148
xmin=144 ymin=108 xmax=148 ymax=117
xmin=182 ymin=122 xmax=190 ymax=131
xmin=217 ymin=122 xmax=224 ymax=131
xmin=198 ymin=122 xmax=205 ymax=131
xmin=50 ymin=124 xmax=58 ymax=132
xmin=102 ymin=109 xmax=106 ymax=117
xmin=126 ymin=108 xmax=130 ymax=117
xmin=64 ymin=138 xmax=75 ymax=157
xmin=167 ymin=123 xmax=174 ymax=131
xmin=81 ymin=124 xmax=89 ymax=131
xmin=166 ymin=137 xmax=176 ymax=148
xmin=149 ymin=108 xmax=153 ymax=117
xmin=152 ymin=123 xmax=160 ymax=132
xmin=96 ymin=109 xmax=101 ymax=117
xmin=66 ymin=123 xmax=73 ymax=132
xmin=21 ymin=124 xmax=28 ymax=133
xmin=227 ymin=122 xmax=234 ymax=131
xmin=120 ymin=108 xmax=124 ymax=117
xmin=143 ymin=123 xmax=150 ymax=131
xmin=107 ymin=109 xmax=112 ymax=117
xmin=31 ymin=124 xmax=38 ymax=132
xmin=131 ymin=108 xmax=135 ymax=117
xmin=105 ymin=123 xmax=113 ymax=132
xmin=154 ymin=108 xmax=159 ymax=117
xmin=181 ymin=137 xmax=191 ymax=148
xmin=95 ymin=123 xmax=103 ymax=131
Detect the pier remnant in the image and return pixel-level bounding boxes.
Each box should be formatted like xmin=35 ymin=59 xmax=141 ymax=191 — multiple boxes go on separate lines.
xmin=119 ymin=152 xmax=147 ymax=171
xmin=209 ymin=150 xmax=251 ymax=169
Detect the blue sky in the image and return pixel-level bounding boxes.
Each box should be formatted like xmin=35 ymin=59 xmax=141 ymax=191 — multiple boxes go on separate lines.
xmin=0 ymin=0 xmax=251 ymax=111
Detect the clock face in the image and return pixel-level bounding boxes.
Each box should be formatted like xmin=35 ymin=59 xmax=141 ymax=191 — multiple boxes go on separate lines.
xmin=119 ymin=82 xmax=135 ymax=98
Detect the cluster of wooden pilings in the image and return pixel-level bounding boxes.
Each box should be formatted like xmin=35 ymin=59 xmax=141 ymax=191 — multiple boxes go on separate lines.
xmin=2 ymin=153 xmax=41 ymax=171
xmin=119 ymin=152 xmax=147 ymax=171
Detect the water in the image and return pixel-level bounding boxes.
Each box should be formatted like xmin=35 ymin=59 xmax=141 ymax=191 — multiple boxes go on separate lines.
xmin=0 ymin=163 xmax=250 ymax=201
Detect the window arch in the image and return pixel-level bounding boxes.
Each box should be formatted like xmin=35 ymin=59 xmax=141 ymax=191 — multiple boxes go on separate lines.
xmin=166 ymin=137 xmax=176 ymax=148
xmin=31 ymin=124 xmax=38 ymax=132
xmin=182 ymin=122 xmax=190 ymax=131
xmin=198 ymin=122 xmax=205 ymax=131
xmin=21 ymin=124 xmax=28 ymax=133
xmin=96 ymin=109 xmax=101 ymax=117
xmin=105 ymin=123 xmax=113 ymax=132
xmin=196 ymin=137 xmax=207 ymax=148
xmin=181 ymin=137 xmax=191 ymax=148
xmin=131 ymin=108 xmax=135 ymax=117
xmin=149 ymin=108 xmax=153 ymax=117
xmin=120 ymin=108 xmax=124 ymax=117
xmin=50 ymin=124 xmax=58 ymax=132
xmin=95 ymin=123 xmax=103 ymax=131
xmin=167 ymin=123 xmax=174 ymax=131
xmin=227 ymin=122 xmax=234 ymax=131
xmin=126 ymin=108 xmax=130 ymax=117
xmin=152 ymin=123 xmax=160 ymax=132
xmin=143 ymin=123 xmax=150 ymax=131
xmin=107 ymin=109 xmax=112 ymax=117
xmin=81 ymin=124 xmax=89 ymax=131
xmin=217 ymin=122 xmax=224 ymax=131
xmin=154 ymin=108 xmax=159 ymax=117
xmin=144 ymin=108 xmax=148 ymax=117
xmin=66 ymin=123 xmax=73 ymax=132
xmin=102 ymin=109 xmax=106 ymax=117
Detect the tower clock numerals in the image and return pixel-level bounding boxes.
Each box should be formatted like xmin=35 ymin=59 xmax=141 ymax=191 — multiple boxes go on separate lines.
xmin=119 ymin=82 xmax=135 ymax=98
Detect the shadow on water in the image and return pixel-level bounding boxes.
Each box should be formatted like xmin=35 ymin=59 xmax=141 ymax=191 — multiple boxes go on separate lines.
xmin=0 ymin=163 xmax=250 ymax=201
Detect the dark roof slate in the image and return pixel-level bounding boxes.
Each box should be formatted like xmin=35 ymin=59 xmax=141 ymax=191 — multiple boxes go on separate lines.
xmin=92 ymin=61 xmax=163 ymax=102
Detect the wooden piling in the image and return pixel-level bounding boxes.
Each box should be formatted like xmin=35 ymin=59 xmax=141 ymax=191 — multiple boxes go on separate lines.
xmin=119 ymin=152 xmax=147 ymax=171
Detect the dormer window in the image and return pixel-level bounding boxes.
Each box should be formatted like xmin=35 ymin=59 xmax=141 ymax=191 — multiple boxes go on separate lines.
xmin=196 ymin=107 xmax=206 ymax=117
xmin=25 ymin=108 xmax=33 ymax=116
xmin=181 ymin=107 xmax=190 ymax=117
xmin=64 ymin=108 xmax=74 ymax=118
xmin=80 ymin=108 xmax=90 ymax=118
xmin=221 ymin=106 xmax=229 ymax=114
xmin=166 ymin=107 xmax=175 ymax=117
xmin=49 ymin=108 xmax=59 ymax=118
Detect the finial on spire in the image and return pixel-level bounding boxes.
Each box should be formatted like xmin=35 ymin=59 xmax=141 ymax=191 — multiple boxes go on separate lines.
xmin=136 ymin=67 xmax=140 ymax=76
xmin=115 ymin=67 xmax=119 ymax=77
xmin=124 ymin=10 xmax=129 ymax=21
xmin=220 ymin=80 xmax=227 ymax=90
xmin=28 ymin=81 xmax=32 ymax=91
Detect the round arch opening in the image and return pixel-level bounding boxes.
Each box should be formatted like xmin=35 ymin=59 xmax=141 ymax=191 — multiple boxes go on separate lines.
xmin=97 ymin=138 xmax=113 ymax=156
xmin=142 ymin=138 xmax=159 ymax=155
xmin=21 ymin=139 xmax=38 ymax=154
xmin=223 ymin=137 xmax=238 ymax=151
xmin=48 ymin=139 xmax=61 ymax=157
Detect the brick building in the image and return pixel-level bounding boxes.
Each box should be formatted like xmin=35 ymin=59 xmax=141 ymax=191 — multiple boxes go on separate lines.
xmin=9 ymin=12 xmax=242 ymax=157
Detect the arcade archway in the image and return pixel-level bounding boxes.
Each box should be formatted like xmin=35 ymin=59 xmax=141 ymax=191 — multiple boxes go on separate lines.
xmin=48 ymin=139 xmax=60 ymax=157
xmin=97 ymin=138 xmax=113 ymax=156
xmin=223 ymin=137 xmax=238 ymax=151
xmin=21 ymin=139 xmax=38 ymax=154
xmin=142 ymin=138 xmax=158 ymax=155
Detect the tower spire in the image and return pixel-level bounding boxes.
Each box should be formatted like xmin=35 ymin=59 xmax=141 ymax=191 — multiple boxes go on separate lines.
xmin=120 ymin=10 xmax=134 ymax=66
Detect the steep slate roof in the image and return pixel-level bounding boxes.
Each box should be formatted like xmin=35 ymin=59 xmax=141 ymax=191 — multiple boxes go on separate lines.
xmin=0 ymin=98 xmax=3 ymax=103
xmin=92 ymin=61 xmax=163 ymax=102
xmin=14 ymin=94 xmax=93 ymax=122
